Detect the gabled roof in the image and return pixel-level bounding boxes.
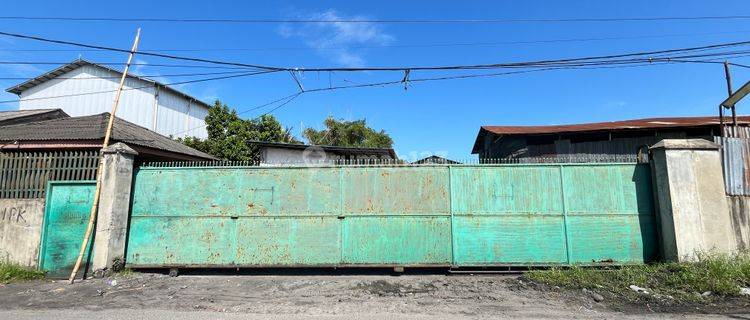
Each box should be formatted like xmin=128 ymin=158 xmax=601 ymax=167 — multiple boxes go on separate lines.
xmin=0 ymin=113 xmax=215 ymax=160
xmin=5 ymin=59 xmax=211 ymax=109
xmin=0 ymin=108 xmax=69 ymax=126
xmin=412 ymin=155 xmax=461 ymax=164
xmin=251 ymin=141 xmax=397 ymax=159
xmin=472 ymin=115 xmax=750 ymax=154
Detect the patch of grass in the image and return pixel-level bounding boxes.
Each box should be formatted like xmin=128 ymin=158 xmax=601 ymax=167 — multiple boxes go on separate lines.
xmin=526 ymin=252 xmax=750 ymax=302
xmin=117 ymin=268 xmax=137 ymax=277
xmin=0 ymin=263 xmax=44 ymax=284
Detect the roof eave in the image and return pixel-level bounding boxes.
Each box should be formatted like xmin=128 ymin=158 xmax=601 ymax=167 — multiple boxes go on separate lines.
xmin=4 ymin=59 xmax=212 ymax=109
xmin=471 ymin=127 xmax=491 ymax=154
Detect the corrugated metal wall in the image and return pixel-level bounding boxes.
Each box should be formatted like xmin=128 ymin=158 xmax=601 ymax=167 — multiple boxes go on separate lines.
xmin=124 ymin=163 xmax=657 ymax=267
xmin=714 ymin=137 xmax=750 ymax=196
xmin=18 ymin=65 xmax=208 ymax=138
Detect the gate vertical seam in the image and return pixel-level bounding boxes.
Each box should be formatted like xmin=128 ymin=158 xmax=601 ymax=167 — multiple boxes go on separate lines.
xmin=448 ymin=165 xmax=455 ymax=267
xmin=559 ymin=165 xmax=572 ymax=264
xmin=339 ymin=166 xmax=344 ymax=264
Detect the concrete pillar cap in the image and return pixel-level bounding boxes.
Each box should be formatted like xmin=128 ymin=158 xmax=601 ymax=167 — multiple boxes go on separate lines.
xmin=101 ymin=142 xmax=139 ymax=155
xmin=649 ymin=139 xmax=720 ymax=151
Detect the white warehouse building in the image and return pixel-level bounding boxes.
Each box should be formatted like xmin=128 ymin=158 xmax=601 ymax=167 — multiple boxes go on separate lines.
xmin=5 ymin=59 xmax=210 ymax=138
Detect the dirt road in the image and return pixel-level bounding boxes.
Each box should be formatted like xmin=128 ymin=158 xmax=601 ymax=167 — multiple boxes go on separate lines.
xmin=0 ymin=271 xmax=743 ymax=319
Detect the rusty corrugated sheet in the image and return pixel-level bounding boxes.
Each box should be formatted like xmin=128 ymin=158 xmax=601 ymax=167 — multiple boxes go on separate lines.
xmin=723 ymin=126 xmax=750 ymax=139
xmin=482 ymin=116 xmax=750 ymax=135
xmin=715 ymin=137 xmax=750 ymax=196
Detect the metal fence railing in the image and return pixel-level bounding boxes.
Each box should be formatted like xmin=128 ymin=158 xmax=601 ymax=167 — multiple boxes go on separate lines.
xmin=0 ymin=151 xmax=99 ymax=199
xmin=140 ymin=154 xmax=639 ymax=168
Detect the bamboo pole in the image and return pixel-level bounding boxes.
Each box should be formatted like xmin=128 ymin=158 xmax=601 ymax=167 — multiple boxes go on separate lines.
xmin=68 ymin=28 xmax=141 ymax=284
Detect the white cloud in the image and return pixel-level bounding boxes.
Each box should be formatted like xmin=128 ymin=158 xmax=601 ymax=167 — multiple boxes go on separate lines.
xmin=130 ymin=58 xmax=177 ymax=88
xmin=0 ymin=36 xmax=14 ymax=45
xmin=605 ymin=100 xmax=628 ymax=108
xmin=0 ymin=49 xmax=44 ymax=78
xmin=278 ymin=9 xmax=394 ymax=67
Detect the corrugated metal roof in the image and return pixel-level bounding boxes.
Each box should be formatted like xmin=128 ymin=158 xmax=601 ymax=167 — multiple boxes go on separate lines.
xmin=0 ymin=108 xmax=68 ymax=123
xmin=481 ymin=116 xmax=750 ymax=135
xmin=412 ymin=155 xmax=461 ymax=164
xmin=472 ymin=115 xmax=750 ymax=154
xmin=0 ymin=113 xmax=215 ymax=160
xmin=4 ymin=59 xmax=211 ymax=109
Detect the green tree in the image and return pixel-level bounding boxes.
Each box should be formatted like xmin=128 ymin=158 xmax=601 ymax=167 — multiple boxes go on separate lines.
xmin=178 ymin=100 xmax=299 ymax=161
xmin=303 ymin=116 xmax=393 ymax=148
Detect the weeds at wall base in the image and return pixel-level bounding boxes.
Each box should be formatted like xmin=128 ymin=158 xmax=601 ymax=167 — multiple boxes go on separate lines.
xmin=525 ymin=252 xmax=750 ymax=305
xmin=0 ymin=263 xmax=44 ymax=284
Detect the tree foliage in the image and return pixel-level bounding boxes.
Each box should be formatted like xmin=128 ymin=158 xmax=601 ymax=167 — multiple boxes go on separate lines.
xmin=178 ymin=100 xmax=299 ymax=161
xmin=303 ymin=116 xmax=393 ymax=148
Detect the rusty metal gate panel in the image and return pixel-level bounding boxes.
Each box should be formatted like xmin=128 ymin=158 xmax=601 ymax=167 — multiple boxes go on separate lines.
xmin=561 ymin=164 xmax=657 ymax=263
xmin=340 ymin=167 xmax=452 ymax=265
xmin=450 ymin=165 xmax=568 ymax=265
xmin=125 ymin=163 xmax=657 ymax=268
xmin=450 ymin=163 xmax=656 ymax=265
xmin=127 ymin=167 xmax=342 ymax=267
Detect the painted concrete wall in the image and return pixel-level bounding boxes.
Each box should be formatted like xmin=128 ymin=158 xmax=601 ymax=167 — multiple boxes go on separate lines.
xmin=727 ymin=196 xmax=750 ymax=251
xmin=651 ymin=139 xmax=737 ymax=261
xmin=92 ymin=143 xmax=137 ymax=274
xmin=18 ymin=64 xmax=209 ymax=138
xmin=0 ymin=198 xmax=45 ymax=267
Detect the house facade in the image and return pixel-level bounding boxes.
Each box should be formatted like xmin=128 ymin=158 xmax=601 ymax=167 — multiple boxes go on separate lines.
xmin=252 ymin=141 xmax=397 ymax=165
xmin=5 ymin=59 xmax=210 ymax=139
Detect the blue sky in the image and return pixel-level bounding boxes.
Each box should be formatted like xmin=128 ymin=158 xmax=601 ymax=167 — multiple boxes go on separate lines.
xmin=1 ymin=1 xmax=750 ymax=160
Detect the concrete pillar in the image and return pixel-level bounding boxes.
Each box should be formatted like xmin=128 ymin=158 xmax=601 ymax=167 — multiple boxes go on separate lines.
xmin=92 ymin=142 xmax=137 ymax=274
xmin=650 ymin=139 xmax=737 ymax=262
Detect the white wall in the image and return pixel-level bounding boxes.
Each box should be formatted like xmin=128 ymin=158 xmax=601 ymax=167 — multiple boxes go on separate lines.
xmin=261 ymin=148 xmax=307 ymax=165
xmin=18 ymin=65 xmax=208 ymax=138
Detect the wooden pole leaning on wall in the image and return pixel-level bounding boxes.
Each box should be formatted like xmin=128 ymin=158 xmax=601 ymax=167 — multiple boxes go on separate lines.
xmin=68 ymin=28 xmax=141 ymax=284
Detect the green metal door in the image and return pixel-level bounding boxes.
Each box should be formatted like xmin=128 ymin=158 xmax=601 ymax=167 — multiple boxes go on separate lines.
xmin=38 ymin=181 xmax=96 ymax=278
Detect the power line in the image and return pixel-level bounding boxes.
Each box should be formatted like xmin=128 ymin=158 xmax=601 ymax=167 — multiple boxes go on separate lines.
xmin=0 ymin=61 xmax=259 ymax=69
xmin=0 ymin=70 xmax=265 ymax=81
xmin=4 ymin=30 xmax=750 ymax=52
xmin=0 ymin=69 xmax=278 ymax=104
xmin=1 ymin=50 xmax=746 ymax=105
xmin=168 ymin=92 xmax=302 ymax=137
xmin=172 ymin=59 xmax=720 ymax=136
xmin=0 ymin=31 xmax=279 ymax=71
xmin=3 ymin=15 xmax=750 ymax=24
xmin=3 ymin=30 xmax=750 ymax=72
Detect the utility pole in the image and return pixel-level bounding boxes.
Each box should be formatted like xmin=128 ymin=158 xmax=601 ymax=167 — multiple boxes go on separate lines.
xmin=724 ymin=61 xmax=736 ymax=137
xmin=68 ymin=28 xmax=141 ymax=284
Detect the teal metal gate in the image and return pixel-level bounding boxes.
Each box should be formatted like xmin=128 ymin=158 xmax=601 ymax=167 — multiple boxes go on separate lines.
xmin=38 ymin=181 xmax=96 ymax=277
xmin=125 ymin=163 xmax=657 ymax=268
